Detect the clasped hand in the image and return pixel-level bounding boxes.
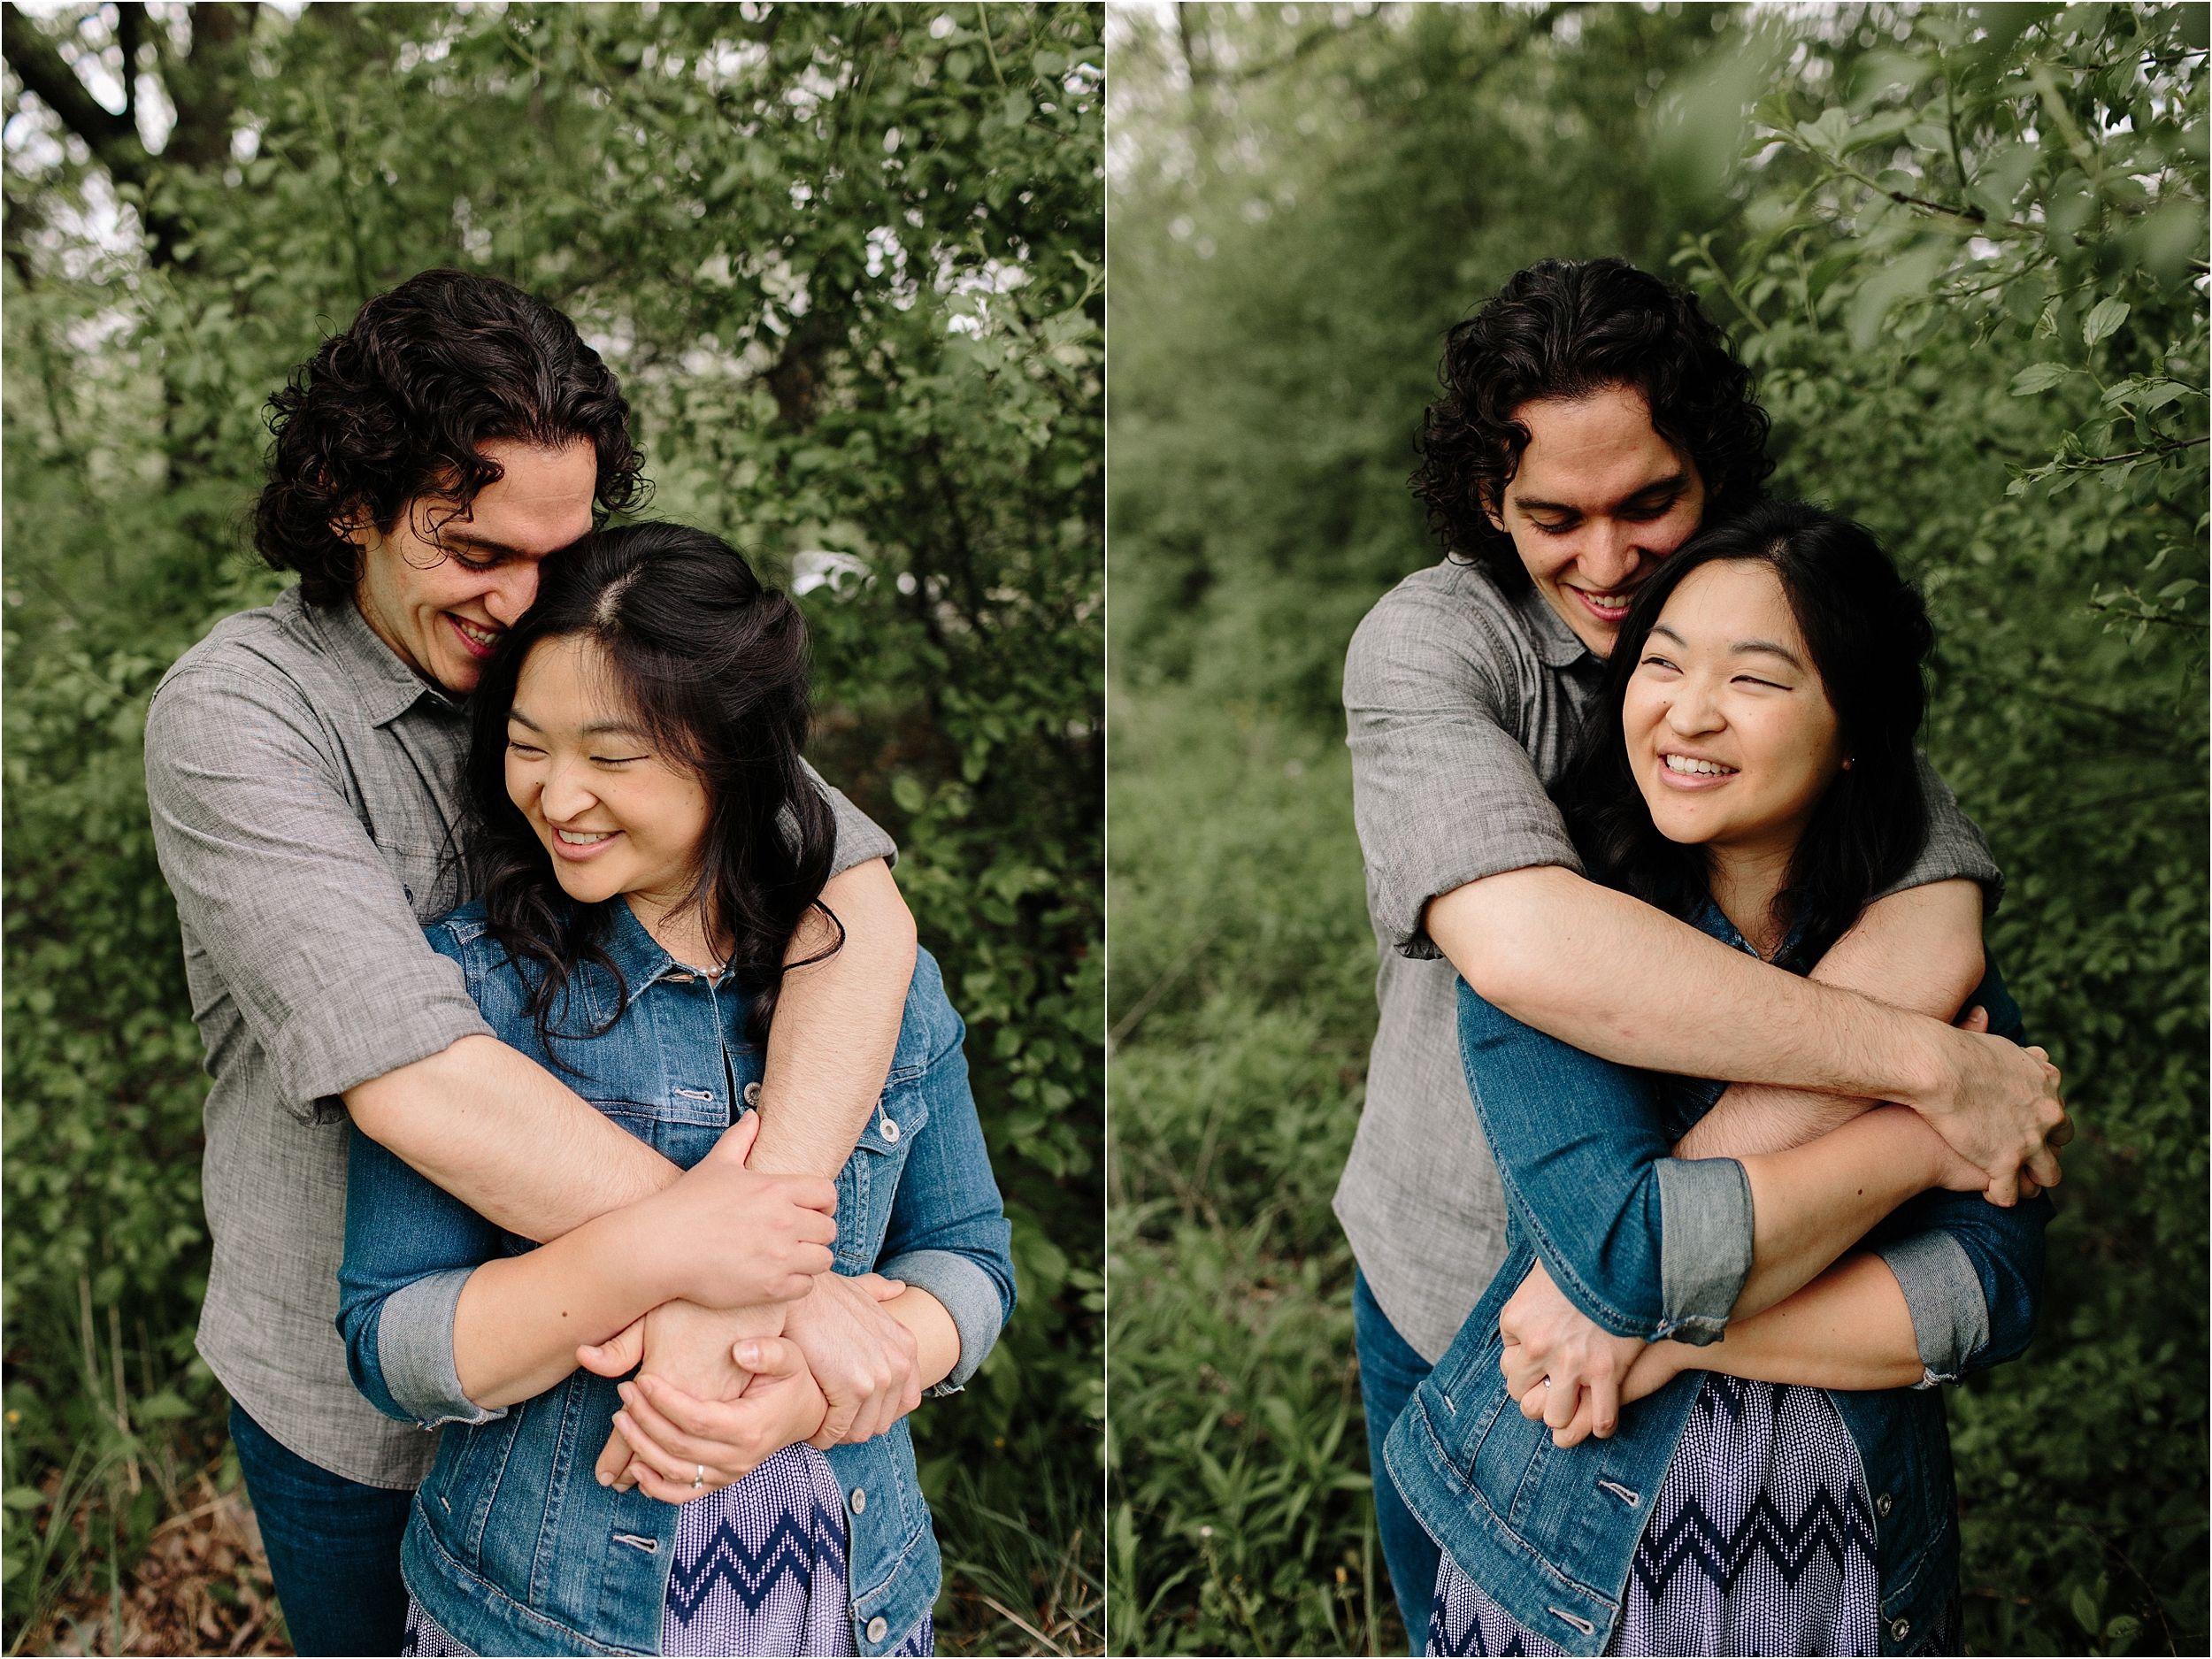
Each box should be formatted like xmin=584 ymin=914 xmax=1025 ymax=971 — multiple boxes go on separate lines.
xmin=576 ymin=1117 xmax=925 ymax=1502
xmin=1499 ymin=1259 xmax=1683 ymax=1448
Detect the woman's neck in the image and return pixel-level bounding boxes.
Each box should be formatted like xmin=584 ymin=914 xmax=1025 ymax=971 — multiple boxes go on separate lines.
xmin=1703 ymin=840 xmax=1797 ymax=959
xmin=626 ymin=891 xmax=729 ymax=974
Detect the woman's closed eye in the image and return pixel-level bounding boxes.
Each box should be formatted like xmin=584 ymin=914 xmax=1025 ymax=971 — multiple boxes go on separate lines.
xmin=507 ymin=739 xmax=546 ymax=758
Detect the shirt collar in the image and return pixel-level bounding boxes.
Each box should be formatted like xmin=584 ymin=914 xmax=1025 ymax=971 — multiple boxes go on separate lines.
xmin=1507 ymin=580 xmax=1603 ymax=673
xmin=290 ymin=586 xmax=468 ymax=727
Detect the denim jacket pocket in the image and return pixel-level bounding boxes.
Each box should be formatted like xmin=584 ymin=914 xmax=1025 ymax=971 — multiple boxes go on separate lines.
xmin=834 ymin=1076 xmax=930 ymax=1273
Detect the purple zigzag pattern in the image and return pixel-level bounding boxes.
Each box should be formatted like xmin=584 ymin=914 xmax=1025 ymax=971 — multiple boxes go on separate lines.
xmin=1427 ymin=1597 xmax=1545 ymax=1658
xmin=1627 ymin=1479 xmax=1876 ymax=1602
xmin=664 ymin=1499 xmax=849 ymax=1621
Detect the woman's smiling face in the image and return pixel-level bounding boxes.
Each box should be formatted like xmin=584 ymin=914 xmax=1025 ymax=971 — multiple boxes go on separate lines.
xmin=1624 ymin=558 xmax=1846 ymax=861
xmin=503 ymin=635 xmax=710 ymax=918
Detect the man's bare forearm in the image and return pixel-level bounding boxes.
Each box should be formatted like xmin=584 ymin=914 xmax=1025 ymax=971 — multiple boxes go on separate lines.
xmin=1433 ymin=867 xmax=1962 ymax=1104
xmin=749 ymin=857 xmax=918 ymax=1179
xmin=346 ymin=1034 xmax=681 ymax=1241
xmin=1677 ymin=880 xmax=1986 ymax=1159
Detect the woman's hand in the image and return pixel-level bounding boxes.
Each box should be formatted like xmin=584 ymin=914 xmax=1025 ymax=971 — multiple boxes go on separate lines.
xmin=639 ymin=1114 xmax=841 ymax=1308
xmin=579 ymin=1298 xmax=786 ymax=1492
xmin=603 ymin=1337 xmax=830 ymax=1504
xmin=1499 ymin=1259 xmax=1648 ymax=1448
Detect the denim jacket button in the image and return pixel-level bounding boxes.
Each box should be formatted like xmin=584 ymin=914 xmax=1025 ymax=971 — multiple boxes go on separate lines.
xmin=865 ymin=1616 xmax=888 ymax=1644
xmin=849 ymin=1486 xmax=866 ymax=1514
xmin=1890 ymin=1616 xmax=1911 ymax=1643
xmin=743 ymin=1081 xmax=762 ymax=1107
xmin=1875 ymin=1491 xmax=1894 ymax=1518
xmin=881 ymin=1117 xmax=901 ymax=1143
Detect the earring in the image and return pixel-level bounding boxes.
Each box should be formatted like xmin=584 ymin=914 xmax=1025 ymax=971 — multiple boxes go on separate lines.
xmin=1841 ymin=757 xmax=1855 ymax=771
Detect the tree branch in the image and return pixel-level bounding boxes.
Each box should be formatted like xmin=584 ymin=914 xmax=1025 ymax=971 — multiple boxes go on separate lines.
xmin=1 ymin=3 xmax=149 ymax=188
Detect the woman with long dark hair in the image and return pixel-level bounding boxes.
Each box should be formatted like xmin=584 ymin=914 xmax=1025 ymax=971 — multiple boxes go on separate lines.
xmin=336 ymin=525 xmax=1014 ymax=1656
xmin=1386 ymin=501 xmax=2054 ymax=1655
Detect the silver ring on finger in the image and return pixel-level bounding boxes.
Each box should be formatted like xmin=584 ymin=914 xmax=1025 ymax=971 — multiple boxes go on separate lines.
xmin=691 ymin=1463 xmax=706 ymax=1492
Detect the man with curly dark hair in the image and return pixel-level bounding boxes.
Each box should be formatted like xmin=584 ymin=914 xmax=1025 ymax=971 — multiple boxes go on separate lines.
xmin=145 ymin=271 xmax=928 ymax=1655
xmin=1335 ymin=257 xmax=2068 ymax=1644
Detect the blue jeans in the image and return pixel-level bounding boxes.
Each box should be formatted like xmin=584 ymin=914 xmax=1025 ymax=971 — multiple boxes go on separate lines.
xmin=1355 ymin=1267 xmax=1440 ymax=1656
xmin=228 ymin=1402 xmax=412 ymax=1656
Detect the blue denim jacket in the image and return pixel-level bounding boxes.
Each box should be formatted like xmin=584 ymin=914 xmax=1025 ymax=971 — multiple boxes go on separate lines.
xmin=338 ymin=900 xmax=1016 ymax=1657
xmin=1384 ymin=906 xmax=2049 ymax=1657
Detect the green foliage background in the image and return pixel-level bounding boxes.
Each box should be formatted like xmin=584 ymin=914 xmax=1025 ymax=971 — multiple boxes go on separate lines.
xmin=1108 ymin=4 xmax=2205 ymax=1654
xmin=3 ymin=4 xmax=1102 ymax=1651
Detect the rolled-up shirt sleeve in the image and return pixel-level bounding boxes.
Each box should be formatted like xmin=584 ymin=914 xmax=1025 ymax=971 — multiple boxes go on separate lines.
xmin=1875 ymin=751 xmax=2004 ymax=914
xmin=339 ymin=1125 xmax=510 ymax=1428
xmin=1344 ymin=595 xmax=1585 ymax=961
xmin=807 ymin=760 xmax=898 ymax=876
xmin=144 ymin=665 xmax=492 ymax=1120
xmin=1458 ymin=980 xmax=1751 ymax=1346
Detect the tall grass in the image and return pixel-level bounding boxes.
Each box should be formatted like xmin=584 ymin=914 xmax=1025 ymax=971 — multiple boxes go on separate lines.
xmin=1105 ymin=682 xmax=1401 ymax=1655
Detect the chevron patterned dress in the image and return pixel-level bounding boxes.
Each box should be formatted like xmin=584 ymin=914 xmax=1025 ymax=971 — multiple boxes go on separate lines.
xmin=401 ymin=1444 xmax=933 ymax=1656
xmin=1425 ymin=1377 xmax=1947 ymax=1657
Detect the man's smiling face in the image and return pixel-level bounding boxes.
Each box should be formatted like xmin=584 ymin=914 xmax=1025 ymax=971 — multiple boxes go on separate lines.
xmin=349 ymin=438 xmax=599 ymax=696
xmin=1484 ymin=384 xmax=1708 ymax=659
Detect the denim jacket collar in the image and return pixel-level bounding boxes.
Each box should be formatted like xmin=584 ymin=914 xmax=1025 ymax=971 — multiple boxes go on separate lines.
xmin=595 ymin=895 xmax=715 ymax=1011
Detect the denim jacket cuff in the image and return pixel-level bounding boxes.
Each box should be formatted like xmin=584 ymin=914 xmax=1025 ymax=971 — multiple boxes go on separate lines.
xmin=877 ymin=1248 xmax=1006 ymax=1394
xmin=377 ymin=1266 xmax=510 ymax=1430
xmin=1872 ymin=1229 xmax=1990 ymax=1383
xmin=1653 ymin=1157 xmax=1753 ymax=1348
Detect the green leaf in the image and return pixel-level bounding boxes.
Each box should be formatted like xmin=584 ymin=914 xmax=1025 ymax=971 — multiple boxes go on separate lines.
xmin=2082 ymin=296 xmax=2131 ymax=346
xmin=1839 ymin=110 xmax=1917 ymax=154
xmin=1794 ymin=106 xmax=1855 ymax=155
xmin=1 ymin=1488 xmax=47 ymax=1512
xmin=2072 ymin=1586 xmax=2101 ymax=1634
xmin=2011 ymin=363 xmax=2074 ymax=395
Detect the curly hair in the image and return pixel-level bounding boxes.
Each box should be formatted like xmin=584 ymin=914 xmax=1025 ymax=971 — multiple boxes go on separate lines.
xmin=1410 ymin=257 xmax=1775 ymax=593
xmin=253 ymin=270 xmax=649 ymax=606
xmin=462 ymin=524 xmax=839 ymax=1061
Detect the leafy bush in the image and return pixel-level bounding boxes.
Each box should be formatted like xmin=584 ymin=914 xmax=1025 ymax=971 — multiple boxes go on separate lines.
xmin=3 ymin=6 xmax=1102 ymax=1652
xmin=1109 ymin=4 xmax=2203 ymax=1654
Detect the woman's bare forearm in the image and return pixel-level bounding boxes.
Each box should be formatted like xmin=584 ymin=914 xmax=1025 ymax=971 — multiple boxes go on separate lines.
xmin=1637 ymin=1256 xmax=1924 ymax=1395
xmin=1734 ymin=1106 xmax=1952 ymax=1317
xmin=453 ymin=1203 xmax=684 ymax=1407
xmin=879 ymin=1287 xmax=959 ymax=1392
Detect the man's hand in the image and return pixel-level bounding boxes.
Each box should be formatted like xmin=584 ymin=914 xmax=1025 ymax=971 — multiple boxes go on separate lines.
xmin=1498 ymin=1260 xmax=1648 ymax=1448
xmin=1921 ymin=1013 xmax=2070 ymax=1206
xmin=640 ymin=1114 xmax=840 ymax=1306
xmin=781 ymin=1271 xmax=921 ymax=1447
xmin=605 ymin=1338 xmax=830 ymax=1503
